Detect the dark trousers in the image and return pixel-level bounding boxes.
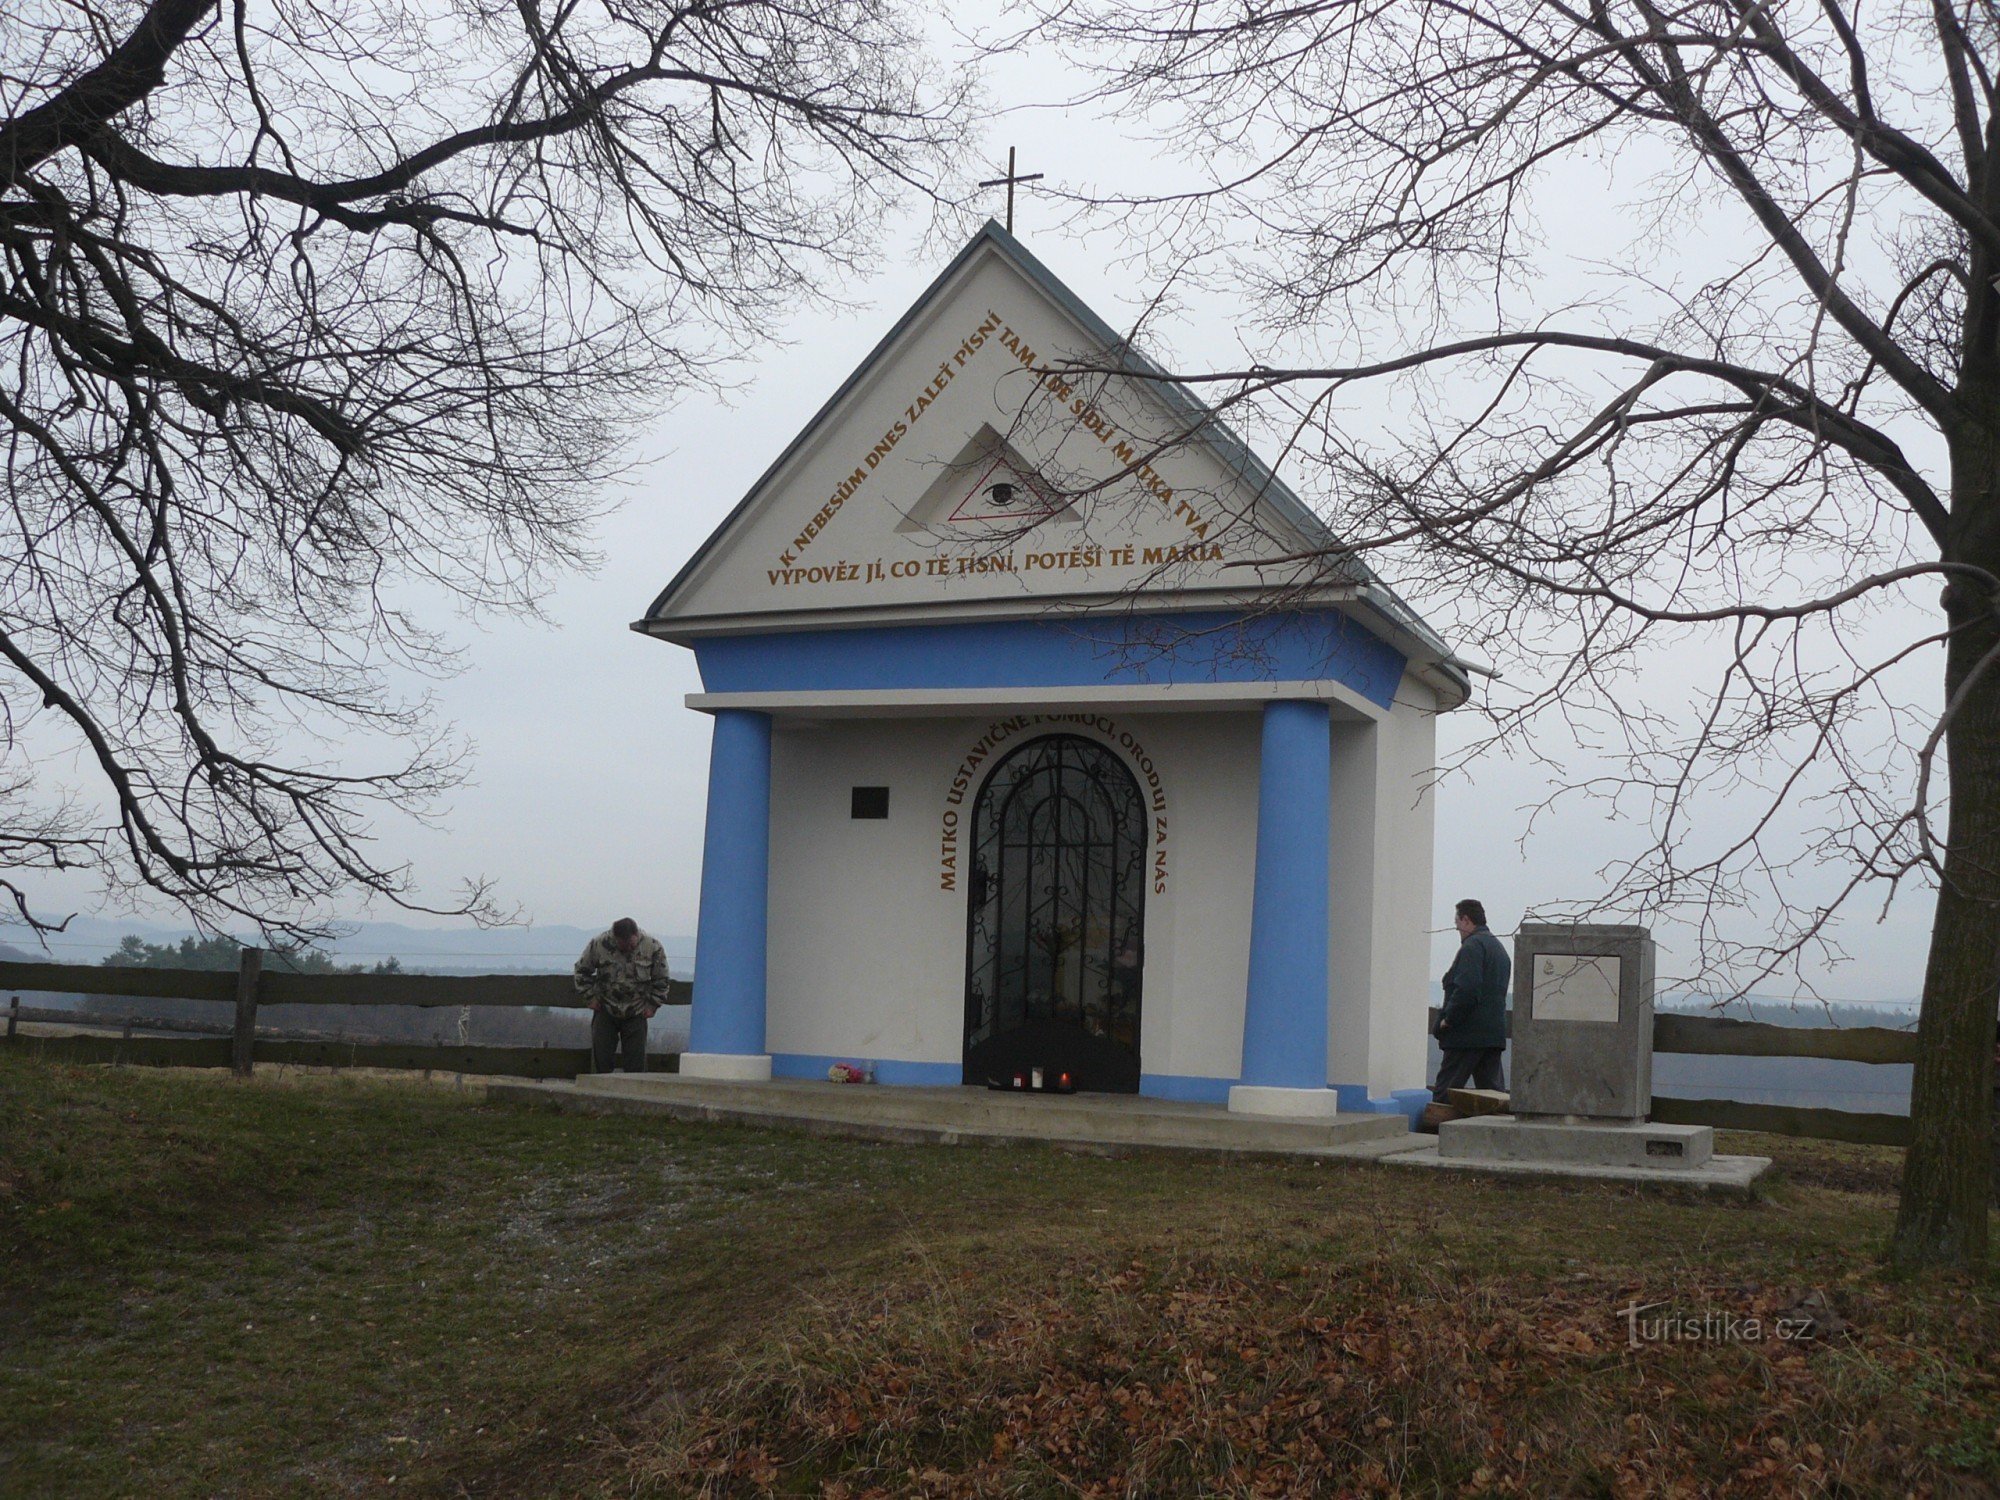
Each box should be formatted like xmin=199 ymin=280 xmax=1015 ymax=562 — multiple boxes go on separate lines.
xmin=1433 ymin=1047 xmax=1506 ymax=1102
xmin=591 ymin=1009 xmax=649 ymax=1074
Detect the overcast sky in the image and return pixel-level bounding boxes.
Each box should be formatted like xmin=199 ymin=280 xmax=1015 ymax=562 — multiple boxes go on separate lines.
xmin=15 ymin=26 xmax=1945 ymax=1005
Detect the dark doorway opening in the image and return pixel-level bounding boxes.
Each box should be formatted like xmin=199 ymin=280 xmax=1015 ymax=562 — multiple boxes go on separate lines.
xmin=963 ymin=734 xmax=1146 ymax=1092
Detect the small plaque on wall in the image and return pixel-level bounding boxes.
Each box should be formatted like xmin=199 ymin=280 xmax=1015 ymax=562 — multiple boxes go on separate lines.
xmin=1533 ymin=954 xmax=1622 ymax=1023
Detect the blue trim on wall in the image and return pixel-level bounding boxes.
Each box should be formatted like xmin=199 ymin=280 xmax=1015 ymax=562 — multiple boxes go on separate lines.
xmin=691 ymin=609 xmax=1405 ymax=709
xmin=771 ymin=1053 xmax=963 ymax=1086
xmin=687 ymin=710 xmax=773 ymax=1058
xmin=761 ymin=1062 xmax=1422 ymax=1119
xmin=756 ymin=1071 xmax=1444 ymax=1123
xmin=1139 ymin=1073 xmax=1236 ymax=1105
xmin=1388 ymin=1088 xmax=1433 ymax=1122
xmin=1239 ymin=701 xmax=1333 ymax=1091
xmin=767 ymin=1061 xmax=1241 ymax=1102
xmin=1335 ymin=1085 xmax=1428 ymax=1123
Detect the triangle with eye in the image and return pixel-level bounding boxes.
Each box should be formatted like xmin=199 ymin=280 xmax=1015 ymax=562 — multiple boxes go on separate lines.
xmin=947 ymin=451 xmax=1060 ymax=522
xmin=894 ymin=425 xmax=1078 ymax=535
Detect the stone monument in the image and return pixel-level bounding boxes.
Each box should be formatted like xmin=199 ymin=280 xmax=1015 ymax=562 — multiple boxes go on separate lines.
xmin=1512 ymin=923 xmax=1654 ymax=1121
xmin=1433 ymin=922 xmax=1768 ymax=1187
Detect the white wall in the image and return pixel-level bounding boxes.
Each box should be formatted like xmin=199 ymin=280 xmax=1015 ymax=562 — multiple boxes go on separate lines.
xmin=1370 ymin=678 xmax=1439 ymax=1094
xmin=763 ymin=707 xmax=1264 ymax=1083
xmin=1328 ymin=677 xmax=1440 ymax=1096
xmin=765 ymin=716 xmax=967 ymax=1065
xmin=764 ymin=695 xmax=1435 ymax=1096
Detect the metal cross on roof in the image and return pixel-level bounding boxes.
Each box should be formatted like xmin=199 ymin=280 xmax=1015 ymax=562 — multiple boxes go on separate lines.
xmin=978 ymin=147 xmax=1045 ymax=235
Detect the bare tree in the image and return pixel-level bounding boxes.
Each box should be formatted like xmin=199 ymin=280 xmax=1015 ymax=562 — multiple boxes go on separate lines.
xmin=1013 ymin=0 xmax=2000 ymax=1268
xmin=1 ymin=0 xmax=969 ymax=944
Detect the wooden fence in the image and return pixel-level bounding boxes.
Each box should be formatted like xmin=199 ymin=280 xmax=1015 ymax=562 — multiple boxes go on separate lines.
xmin=1648 ymin=1013 xmax=1914 ymax=1147
xmin=1 ymin=953 xmax=690 ymax=1080
xmin=4 ymin=955 xmax=1922 ymax=1146
xmin=1419 ymin=1006 xmax=1917 ymax=1147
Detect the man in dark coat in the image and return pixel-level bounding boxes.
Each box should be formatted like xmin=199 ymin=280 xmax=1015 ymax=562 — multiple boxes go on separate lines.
xmin=1433 ymin=898 xmax=1510 ymax=1101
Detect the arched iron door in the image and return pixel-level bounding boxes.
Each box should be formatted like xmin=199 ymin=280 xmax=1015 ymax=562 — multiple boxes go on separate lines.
xmin=963 ymin=734 xmax=1146 ymax=1091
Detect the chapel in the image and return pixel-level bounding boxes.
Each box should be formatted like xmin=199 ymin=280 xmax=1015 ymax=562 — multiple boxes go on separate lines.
xmin=639 ymin=222 xmax=1468 ymax=1117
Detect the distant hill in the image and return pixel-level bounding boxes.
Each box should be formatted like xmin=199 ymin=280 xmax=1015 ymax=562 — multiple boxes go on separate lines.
xmin=1657 ymin=994 xmax=1920 ymax=1026
xmin=0 ymin=914 xmax=695 ymax=976
xmin=316 ymin=919 xmax=696 ymax=976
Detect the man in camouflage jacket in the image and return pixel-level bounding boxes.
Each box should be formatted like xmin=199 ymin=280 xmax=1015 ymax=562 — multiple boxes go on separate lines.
xmin=574 ymin=917 xmax=671 ymax=1074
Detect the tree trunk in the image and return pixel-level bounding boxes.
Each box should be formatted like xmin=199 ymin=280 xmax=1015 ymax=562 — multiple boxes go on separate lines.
xmin=1892 ymin=812 xmax=1998 ymax=1266
xmin=1891 ymin=422 xmax=2000 ymax=1270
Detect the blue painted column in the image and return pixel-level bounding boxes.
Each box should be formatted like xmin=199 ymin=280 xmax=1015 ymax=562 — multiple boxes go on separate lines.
xmin=1238 ymin=699 xmax=1333 ymax=1097
xmin=686 ymin=709 xmax=773 ymax=1071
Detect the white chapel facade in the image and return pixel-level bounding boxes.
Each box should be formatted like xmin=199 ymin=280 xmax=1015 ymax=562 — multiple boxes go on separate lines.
xmin=640 ymin=223 xmax=1468 ymax=1117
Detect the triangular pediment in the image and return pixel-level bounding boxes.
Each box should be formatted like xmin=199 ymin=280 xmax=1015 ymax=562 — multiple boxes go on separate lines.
xmin=641 ymin=224 xmax=1444 ymax=667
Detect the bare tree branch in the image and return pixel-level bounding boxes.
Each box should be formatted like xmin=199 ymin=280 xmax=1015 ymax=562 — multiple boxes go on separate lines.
xmin=1 ymin=0 xmax=971 ymax=941
xmin=1018 ymin=0 xmax=2000 ymax=1268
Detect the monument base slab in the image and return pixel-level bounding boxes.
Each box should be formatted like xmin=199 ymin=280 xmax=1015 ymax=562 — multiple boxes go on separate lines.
xmin=1386 ymin=1138 xmax=1771 ymax=1196
xmin=1439 ymin=1115 xmax=1714 ymax=1170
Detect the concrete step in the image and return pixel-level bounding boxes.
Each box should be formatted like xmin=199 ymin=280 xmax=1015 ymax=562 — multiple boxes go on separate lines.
xmin=568 ymin=1074 xmax=1180 ymax=1127
xmin=553 ymin=1074 xmax=1410 ymax=1153
xmin=567 ymin=1073 xmax=1186 ymax=1130
xmin=1386 ymin=1135 xmax=1772 ymax=1196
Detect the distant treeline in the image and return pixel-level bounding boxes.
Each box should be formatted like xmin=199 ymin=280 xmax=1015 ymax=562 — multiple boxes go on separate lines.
xmin=1657 ymin=996 xmax=1919 ymax=1031
xmin=73 ymin=933 xmax=597 ymax=1047
xmin=100 ymin=932 xmax=404 ymax=976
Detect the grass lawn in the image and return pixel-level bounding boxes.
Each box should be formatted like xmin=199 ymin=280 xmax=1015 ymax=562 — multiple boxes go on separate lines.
xmin=1 ymin=1056 xmax=1995 ymax=1498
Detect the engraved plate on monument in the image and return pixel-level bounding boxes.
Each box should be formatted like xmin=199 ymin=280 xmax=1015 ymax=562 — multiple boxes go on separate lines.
xmin=1532 ymin=954 xmax=1622 ymax=1024
xmin=1509 ymin=924 xmax=1655 ymax=1121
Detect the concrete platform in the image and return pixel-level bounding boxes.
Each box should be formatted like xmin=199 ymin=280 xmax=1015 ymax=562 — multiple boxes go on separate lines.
xmin=1440 ymin=1115 xmax=1715 ymax=1169
xmin=486 ymin=1073 xmax=1423 ymax=1161
xmin=1386 ymin=1133 xmax=1772 ymax=1197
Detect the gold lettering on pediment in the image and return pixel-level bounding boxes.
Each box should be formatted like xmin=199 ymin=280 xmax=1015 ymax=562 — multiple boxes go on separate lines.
xmin=778 ymin=310 xmax=1005 ymax=567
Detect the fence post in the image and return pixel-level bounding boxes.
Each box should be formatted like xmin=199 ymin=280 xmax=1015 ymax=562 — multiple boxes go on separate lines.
xmin=6 ymin=995 xmax=17 ymax=1041
xmin=232 ymin=947 xmax=263 ymax=1077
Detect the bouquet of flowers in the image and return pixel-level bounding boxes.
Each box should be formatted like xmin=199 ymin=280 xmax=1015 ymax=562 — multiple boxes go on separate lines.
xmin=827 ymin=1062 xmax=870 ymax=1084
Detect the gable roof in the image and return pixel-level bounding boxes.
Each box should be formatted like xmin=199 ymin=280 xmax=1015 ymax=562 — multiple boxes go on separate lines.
xmin=639 ymin=220 xmax=1468 ymax=705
